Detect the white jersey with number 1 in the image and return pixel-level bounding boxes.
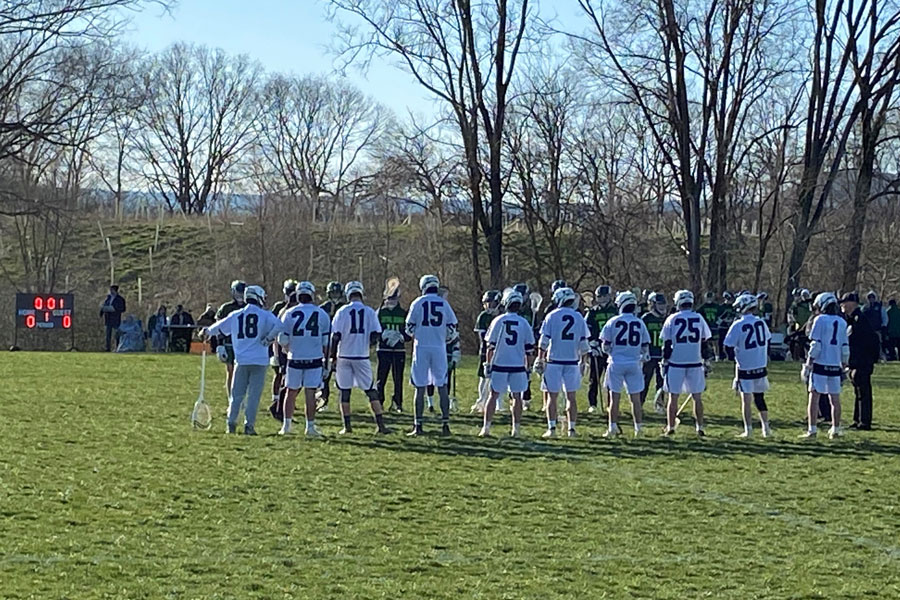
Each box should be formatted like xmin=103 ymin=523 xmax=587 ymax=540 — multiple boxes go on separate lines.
xmin=809 ymin=314 xmax=849 ymax=367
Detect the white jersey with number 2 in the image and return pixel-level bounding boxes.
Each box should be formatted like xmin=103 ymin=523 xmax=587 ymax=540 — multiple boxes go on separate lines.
xmin=539 ymin=307 xmax=589 ymax=362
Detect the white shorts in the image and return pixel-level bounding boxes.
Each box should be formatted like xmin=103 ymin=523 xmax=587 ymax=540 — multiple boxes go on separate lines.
xmin=809 ymin=374 xmax=842 ymax=395
xmin=410 ymin=345 xmax=448 ymax=388
xmin=490 ymin=369 xmax=529 ymax=394
xmin=605 ymin=362 xmax=644 ymax=394
xmin=285 ymin=362 xmax=323 ymax=390
xmin=336 ymin=358 xmax=374 ymax=390
xmin=733 ymin=376 xmax=770 ymax=394
xmin=541 ymin=362 xmax=581 ymax=394
xmin=663 ymin=365 xmax=706 ymax=395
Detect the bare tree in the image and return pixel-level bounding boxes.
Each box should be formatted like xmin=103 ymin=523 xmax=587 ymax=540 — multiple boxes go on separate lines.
xmin=255 ymin=74 xmax=389 ymax=220
xmin=328 ymin=0 xmax=534 ymax=289
xmin=136 ymin=43 xmax=262 ymax=215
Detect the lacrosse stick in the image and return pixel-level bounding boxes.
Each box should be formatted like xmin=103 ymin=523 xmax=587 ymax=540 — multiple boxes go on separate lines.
xmin=581 ymin=290 xmax=596 ymax=308
xmin=383 ymin=276 xmax=400 ymax=300
xmin=191 ymin=350 xmax=212 ymax=430
xmin=530 ymin=292 xmax=543 ymax=314
xmin=673 ymin=396 xmax=693 ymax=428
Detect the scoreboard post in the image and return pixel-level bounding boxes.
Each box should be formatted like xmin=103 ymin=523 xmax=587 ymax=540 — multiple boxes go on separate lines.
xmin=14 ymin=293 xmax=76 ymax=350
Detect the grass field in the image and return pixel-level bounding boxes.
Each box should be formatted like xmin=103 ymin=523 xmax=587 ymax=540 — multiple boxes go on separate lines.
xmin=2 ymin=353 xmax=899 ymax=599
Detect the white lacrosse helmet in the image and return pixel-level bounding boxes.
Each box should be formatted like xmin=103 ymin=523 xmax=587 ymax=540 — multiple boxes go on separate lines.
xmin=674 ymin=289 xmax=694 ymax=310
xmin=733 ymin=293 xmax=758 ymax=314
xmin=800 ymin=288 xmax=812 ymax=301
xmin=814 ymin=292 xmax=838 ymax=311
xmin=231 ymin=280 xmax=247 ymax=302
xmin=419 ymin=274 xmax=440 ymax=294
xmin=345 ymin=280 xmax=365 ymax=299
xmin=244 ymin=285 xmax=266 ymax=305
xmin=614 ymin=291 xmax=638 ymax=313
xmin=552 ymin=287 xmax=578 ymax=308
xmin=296 ymin=280 xmax=316 ymax=302
xmin=502 ymin=288 xmax=524 ymax=310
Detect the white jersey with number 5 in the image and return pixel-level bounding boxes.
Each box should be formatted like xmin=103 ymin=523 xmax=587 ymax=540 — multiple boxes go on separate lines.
xmin=661 ymin=310 xmax=711 ymax=365
xmin=332 ymin=300 xmax=381 ymax=359
xmin=207 ymin=303 xmax=283 ymax=366
xmin=486 ymin=313 xmax=535 ymax=369
xmin=280 ymin=303 xmax=332 ymax=361
xmin=724 ymin=314 xmax=770 ymax=371
xmin=600 ymin=313 xmax=651 ymax=365
xmin=539 ymin=307 xmax=589 ymax=362
xmin=809 ymin=314 xmax=848 ymax=367
xmin=406 ymin=293 xmax=458 ymax=349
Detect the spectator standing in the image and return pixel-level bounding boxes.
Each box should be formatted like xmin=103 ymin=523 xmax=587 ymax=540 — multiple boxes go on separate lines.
xmin=148 ymin=306 xmax=169 ymax=352
xmin=862 ymin=291 xmax=888 ymax=359
xmin=169 ymin=304 xmax=195 ymax=353
xmin=840 ymin=293 xmax=880 ymax=430
xmin=99 ymin=285 xmax=126 ymax=352
xmin=886 ymin=299 xmax=900 ymax=361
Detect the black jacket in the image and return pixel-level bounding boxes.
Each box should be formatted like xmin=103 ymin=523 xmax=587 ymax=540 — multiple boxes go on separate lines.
xmin=847 ymin=308 xmax=880 ymax=369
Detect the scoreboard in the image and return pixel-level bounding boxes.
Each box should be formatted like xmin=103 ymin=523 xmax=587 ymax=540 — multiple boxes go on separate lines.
xmin=16 ymin=293 xmax=74 ymax=330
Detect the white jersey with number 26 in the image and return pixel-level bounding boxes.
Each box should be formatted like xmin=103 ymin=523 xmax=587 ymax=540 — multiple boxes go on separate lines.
xmin=600 ymin=313 xmax=651 ymax=365
xmin=661 ymin=310 xmax=712 ymax=365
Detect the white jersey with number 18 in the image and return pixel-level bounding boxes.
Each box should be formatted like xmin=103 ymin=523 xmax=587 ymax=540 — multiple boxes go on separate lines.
xmin=207 ymin=303 xmax=283 ymax=366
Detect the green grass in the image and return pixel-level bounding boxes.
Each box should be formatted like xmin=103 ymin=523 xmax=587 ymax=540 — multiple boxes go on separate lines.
xmin=2 ymin=354 xmax=899 ymax=599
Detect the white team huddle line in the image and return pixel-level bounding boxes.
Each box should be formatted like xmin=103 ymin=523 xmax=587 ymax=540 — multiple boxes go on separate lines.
xmin=203 ymin=281 xmax=850 ymax=441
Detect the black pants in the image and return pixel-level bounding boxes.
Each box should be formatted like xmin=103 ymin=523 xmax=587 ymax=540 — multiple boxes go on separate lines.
xmin=851 ymin=366 xmax=874 ymax=427
xmin=890 ymin=337 xmax=900 ymax=361
xmin=588 ymin=354 xmax=607 ymax=407
xmin=376 ymin=351 xmax=405 ymax=408
xmin=640 ymin=358 xmax=663 ymax=404
xmin=105 ymin=325 xmax=120 ymax=352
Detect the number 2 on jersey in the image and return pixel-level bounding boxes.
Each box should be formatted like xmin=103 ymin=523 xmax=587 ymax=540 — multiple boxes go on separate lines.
xmin=561 ymin=314 xmax=576 ymax=340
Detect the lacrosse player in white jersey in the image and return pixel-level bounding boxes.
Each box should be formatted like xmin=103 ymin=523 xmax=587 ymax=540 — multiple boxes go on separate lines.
xmin=536 ymin=287 xmax=590 ymax=438
xmin=479 ymin=288 xmax=535 ymax=437
xmin=724 ymin=293 xmax=773 ymax=438
xmin=405 ymin=274 xmax=459 ymax=436
xmin=330 ymin=281 xmax=390 ymax=435
xmin=660 ymin=290 xmax=713 ymax=436
xmin=800 ymin=292 xmax=849 ymax=439
xmin=599 ymin=291 xmax=651 ymax=438
xmin=203 ymin=285 xmax=283 ymax=435
xmin=278 ymin=281 xmax=331 ymax=437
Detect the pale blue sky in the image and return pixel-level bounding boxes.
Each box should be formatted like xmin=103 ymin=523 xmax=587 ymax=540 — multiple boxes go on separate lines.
xmin=127 ymin=0 xmax=436 ymax=115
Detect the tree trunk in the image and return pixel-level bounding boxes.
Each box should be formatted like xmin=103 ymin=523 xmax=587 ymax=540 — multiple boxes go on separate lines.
xmin=842 ymin=114 xmax=877 ymax=292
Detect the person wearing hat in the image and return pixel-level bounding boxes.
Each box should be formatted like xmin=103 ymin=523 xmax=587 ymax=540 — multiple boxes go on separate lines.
xmin=376 ymin=280 xmax=408 ymax=412
xmin=840 ymin=292 xmax=880 ymax=430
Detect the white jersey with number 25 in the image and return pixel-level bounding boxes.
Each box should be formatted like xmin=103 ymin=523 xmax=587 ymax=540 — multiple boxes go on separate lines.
xmin=661 ymin=310 xmax=712 ymax=365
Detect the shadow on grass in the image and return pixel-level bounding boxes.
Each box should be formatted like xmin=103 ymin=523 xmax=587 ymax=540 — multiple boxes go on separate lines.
xmin=331 ymin=424 xmax=900 ymax=463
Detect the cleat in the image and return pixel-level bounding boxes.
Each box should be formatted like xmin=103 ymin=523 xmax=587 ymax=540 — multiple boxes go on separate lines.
xmin=428 ymin=405 xmax=435 ymax=414
xmin=407 ymin=426 xmax=425 ymax=437
xmin=828 ymin=427 xmax=842 ymax=439
xmin=603 ymin=426 xmax=620 ymax=439
xmin=761 ymin=427 xmax=774 ymax=438
xmin=661 ymin=427 xmax=675 ymax=437
xmin=696 ymin=428 xmax=705 ymax=438
xmin=376 ymin=426 xmax=391 ymax=435
xmin=541 ymin=428 xmax=557 ymax=439
xmin=510 ymin=428 xmax=521 ymax=438
xmin=633 ymin=427 xmax=643 ymax=439
xmin=305 ymin=426 xmax=323 ymax=438
xmin=799 ymin=430 xmax=817 ymax=439
xmin=567 ymin=429 xmax=578 ymax=438
xmin=588 ymin=406 xmax=596 ymax=414
xmin=278 ymin=427 xmax=293 ymax=436
xmin=441 ymin=424 xmax=452 ymax=437
xmin=736 ymin=430 xmax=751 ymax=439
xmin=477 ymin=427 xmax=490 ymax=438
xmin=338 ymin=427 xmax=353 ymax=435
xmin=243 ymin=426 xmax=257 ymax=436
xmin=226 ymin=422 xmax=236 ymax=434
